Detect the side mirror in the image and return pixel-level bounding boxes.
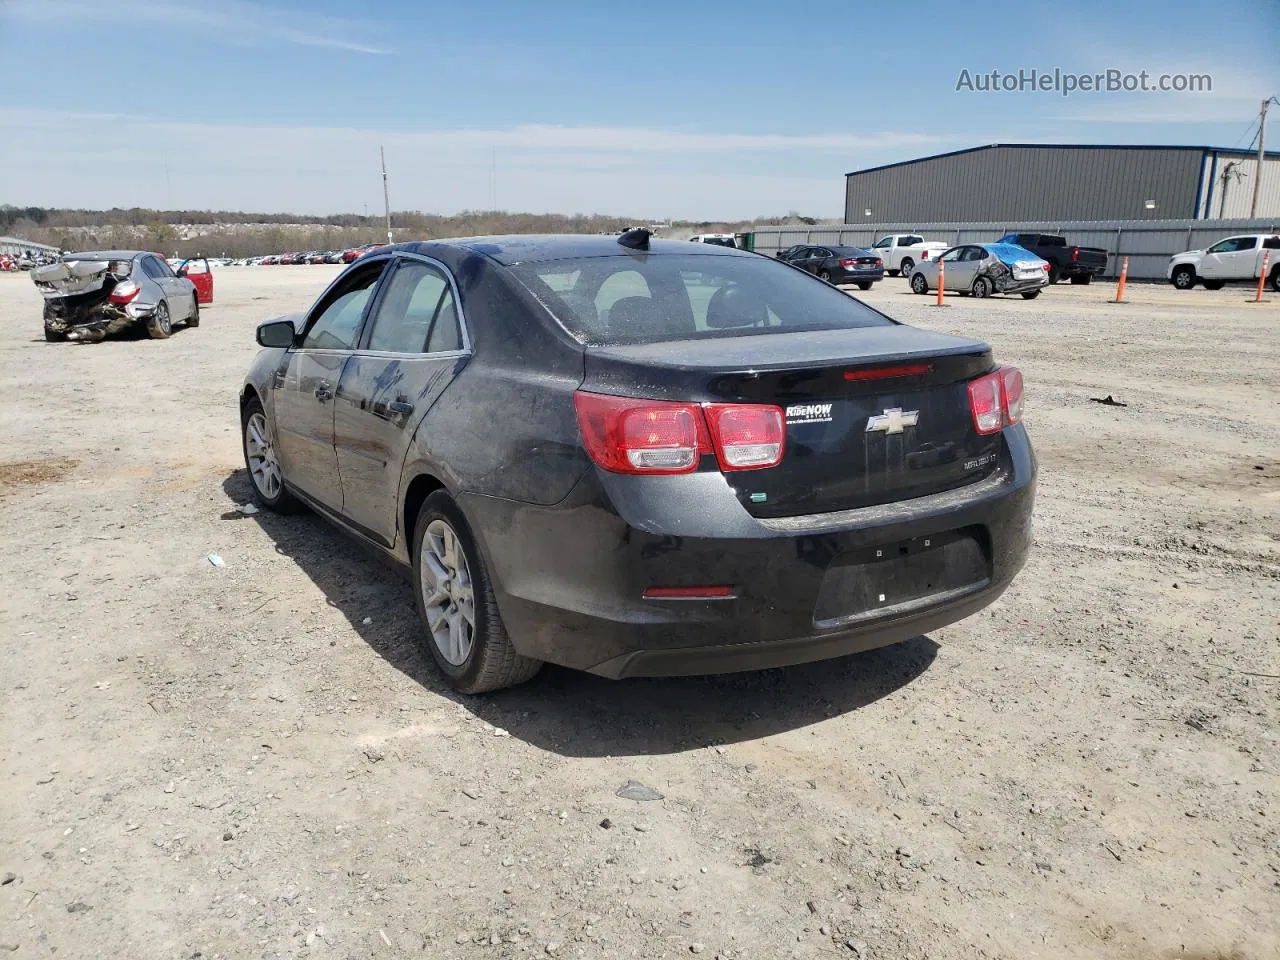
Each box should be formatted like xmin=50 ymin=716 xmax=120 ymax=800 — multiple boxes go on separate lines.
xmin=256 ymin=319 xmax=296 ymax=348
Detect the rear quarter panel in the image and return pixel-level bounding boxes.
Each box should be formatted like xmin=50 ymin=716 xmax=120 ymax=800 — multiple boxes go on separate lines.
xmin=403 ymin=250 xmax=590 ymax=506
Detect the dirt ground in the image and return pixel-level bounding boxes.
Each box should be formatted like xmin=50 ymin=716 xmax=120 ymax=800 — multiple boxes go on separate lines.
xmin=0 ymin=265 xmax=1276 ymax=960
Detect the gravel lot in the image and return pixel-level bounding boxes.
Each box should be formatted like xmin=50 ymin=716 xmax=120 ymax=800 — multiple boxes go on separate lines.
xmin=1 ymin=265 xmax=1277 ymax=960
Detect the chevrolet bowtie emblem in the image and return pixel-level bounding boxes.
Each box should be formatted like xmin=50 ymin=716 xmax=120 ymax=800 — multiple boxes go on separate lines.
xmin=865 ymin=407 xmax=919 ymax=435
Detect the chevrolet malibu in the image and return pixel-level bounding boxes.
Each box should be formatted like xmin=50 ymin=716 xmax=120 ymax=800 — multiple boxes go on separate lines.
xmin=240 ymin=232 xmax=1036 ymax=693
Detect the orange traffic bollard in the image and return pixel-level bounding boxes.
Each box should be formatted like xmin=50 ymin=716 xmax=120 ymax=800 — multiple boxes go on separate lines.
xmin=1112 ymin=256 xmax=1129 ymax=303
xmin=1256 ymin=251 xmax=1270 ymax=302
xmin=936 ymin=257 xmax=945 ymax=306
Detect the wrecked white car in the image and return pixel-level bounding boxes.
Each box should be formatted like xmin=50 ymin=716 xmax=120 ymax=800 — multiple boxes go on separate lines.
xmin=33 ymin=250 xmax=200 ymax=342
xmin=908 ymin=242 xmax=1051 ymax=300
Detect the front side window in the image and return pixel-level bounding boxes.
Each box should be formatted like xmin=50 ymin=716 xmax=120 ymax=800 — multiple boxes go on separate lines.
xmin=301 ymin=261 xmax=386 ymax=351
xmin=510 ymin=253 xmax=893 ymax=346
xmin=939 ymin=248 xmax=964 ymax=262
xmin=872 ymin=237 xmax=891 ymax=249
xmin=363 ymin=259 xmax=461 ymax=354
xmin=1207 ymin=237 xmax=1255 ymax=253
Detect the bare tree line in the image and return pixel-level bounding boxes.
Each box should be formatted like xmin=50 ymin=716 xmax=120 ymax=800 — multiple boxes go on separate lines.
xmin=1 ymin=206 xmax=821 ymax=257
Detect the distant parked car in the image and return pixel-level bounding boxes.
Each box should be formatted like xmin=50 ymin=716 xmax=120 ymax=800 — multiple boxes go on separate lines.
xmin=324 ymin=251 xmax=345 ymax=264
xmin=777 ymin=245 xmax=884 ymax=290
xmin=342 ymin=243 xmax=383 ymax=263
xmin=32 ymin=250 xmax=200 ymax=341
xmin=997 ymin=233 xmax=1107 ymax=284
xmin=869 ymin=234 xmax=949 ymax=277
xmin=1167 ymin=234 xmax=1280 ymax=291
xmin=259 ymin=255 xmax=280 ymax=265
xmin=908 ymin=243 xmax=1050 ymax=299
xmin=688 ymin=233 xmax=737 ymax=248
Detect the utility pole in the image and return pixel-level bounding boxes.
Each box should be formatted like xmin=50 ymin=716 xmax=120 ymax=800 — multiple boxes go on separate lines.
xmin=1220 ymin=160 xmax=1242 ymax=218
xmin=381 ymin=146 xmax=393 ymax=245
xmin=1250 ymin=97 xmax=1276 ymax=219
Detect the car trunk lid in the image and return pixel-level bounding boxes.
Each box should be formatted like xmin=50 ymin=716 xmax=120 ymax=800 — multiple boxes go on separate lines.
xmin=32 ymin=258 xmax=129 ymax=299
xmin=582 ymin=326 xmax=1001 ymax=518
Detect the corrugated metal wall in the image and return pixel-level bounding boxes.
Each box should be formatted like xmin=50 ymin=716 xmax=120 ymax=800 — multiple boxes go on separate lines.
xmin=750 ymin=218 xmax=1280 ymax=280
xmin=844 ymin=147 xmax=1206 ymax=223
xmin=1200 ymin=153 xmax=1280 ymax=218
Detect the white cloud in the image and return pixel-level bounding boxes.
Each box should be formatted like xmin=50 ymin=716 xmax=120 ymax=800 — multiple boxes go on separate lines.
xmin=0 ymin=108 xmax=980 ymax=218
xmin=0 ymin=0 xmax=388 ymax=54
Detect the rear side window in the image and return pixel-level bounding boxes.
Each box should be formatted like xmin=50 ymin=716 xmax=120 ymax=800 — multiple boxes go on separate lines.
xmin=510 ymin=253 xmax=893 ymax=346
xmin=363 ymin=259 xmax=460 ymax=354
xmin=901 ymin=235 xmax=923 ymax=246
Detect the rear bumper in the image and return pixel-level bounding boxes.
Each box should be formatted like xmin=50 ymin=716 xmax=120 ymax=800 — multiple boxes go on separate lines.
xmin=460 ymin=426 xmax=1036 ymax=677
xmin=833 ymin=268 xmax=885 ymax=283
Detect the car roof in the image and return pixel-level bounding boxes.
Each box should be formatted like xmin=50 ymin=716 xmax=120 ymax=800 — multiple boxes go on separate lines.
xmin=64 ymin=250 xmax=150 ymax=260
xmin=391 ymin=234 xmax=753 ymax=266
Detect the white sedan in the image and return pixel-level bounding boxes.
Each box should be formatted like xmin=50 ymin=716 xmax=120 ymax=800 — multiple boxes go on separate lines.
xmin=908 ymin=243 xmax=1050 ymax=299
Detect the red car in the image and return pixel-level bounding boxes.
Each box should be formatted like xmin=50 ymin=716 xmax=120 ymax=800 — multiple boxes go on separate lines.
xmin=341 ymin=243 xmax=383 ymax=263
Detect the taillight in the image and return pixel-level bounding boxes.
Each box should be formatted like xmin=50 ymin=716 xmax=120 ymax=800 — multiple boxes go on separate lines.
xmin=1000 ymin=367 xmax=1024 ymax=424
xmin=921 ymin=251 xmax=930 ymax=258
xmin=703 ymin=403 xmax=785 ymax=470
xmin=967 ymin=367 xmax=1024 ymax=434
xmin=573 ymin=392 xmax=708 ymax=475
xmin=1043 ymin=263 xmax=1051 ymax=272
xmin=874 ymin=258 xmax=883 ymax=267
xmin=573 ymin=392 xmax=785 ymax=475
xmin=839 ymin=258 xmax=856 ymax=268
xmin=109 ymin=280 xmax=141 ymax=305
xmin=1071 ymin=248 xmax=1079 ymax=262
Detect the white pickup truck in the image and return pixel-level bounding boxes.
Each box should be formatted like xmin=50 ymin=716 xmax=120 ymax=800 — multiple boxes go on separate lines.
xmin=1167 ymin=234 xmax=1280 ymax=291
xmin=869 ymin=234 xmax=950 ymax=277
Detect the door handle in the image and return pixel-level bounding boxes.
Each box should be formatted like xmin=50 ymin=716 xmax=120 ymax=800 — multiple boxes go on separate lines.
xmin=388 ymin=400 xmax=414 ymax=416
xmin=314 ymin=381 xmax=333 ymax=402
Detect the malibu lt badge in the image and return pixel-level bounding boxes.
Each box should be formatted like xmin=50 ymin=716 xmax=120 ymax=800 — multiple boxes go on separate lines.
xmin=865 ymin=407 xmax=919 ymax=435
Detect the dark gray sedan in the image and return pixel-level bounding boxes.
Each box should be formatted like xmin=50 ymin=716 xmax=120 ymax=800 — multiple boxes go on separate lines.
xmin=776 ymin=245 xmax=885 ymax=290
xmin=240 ymin=234 xmax=1034 ymax=694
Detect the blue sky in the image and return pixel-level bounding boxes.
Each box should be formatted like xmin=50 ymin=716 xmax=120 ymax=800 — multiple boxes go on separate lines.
xmin=0 ymin=0 xmax=1276 ymax=219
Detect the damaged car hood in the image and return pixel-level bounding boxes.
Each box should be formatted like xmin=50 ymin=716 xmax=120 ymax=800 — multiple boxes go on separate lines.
xmin=982 ymin=243 xmax=1046 ymax=270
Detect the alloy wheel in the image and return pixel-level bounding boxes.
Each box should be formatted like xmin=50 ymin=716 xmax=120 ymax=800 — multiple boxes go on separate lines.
xmin=420 ymin=519 xmax=476 ymax=666
xmin=244 ymin=412 xmax=282 ymax=500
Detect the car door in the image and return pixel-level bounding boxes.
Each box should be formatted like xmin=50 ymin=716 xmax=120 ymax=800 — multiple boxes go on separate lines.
xmin=332 ymin=255 xmax=470 ymax=545
xmin=1199 ymin=237 xmax=1249 ymax=279
xmin=953 ymin=246 xmax=987 ymax=290
xmin=805 ymin=247 xmax=831 ymax=275
xmin=933 ymin=246 xmax=966 ymax=290
xmin=149 ymin=255 xmax=194 ymax=318
xmin=178 ymin=258 xmax=214 ymax=303
xmin=1224 ymin=236 xmax=1260 ymax=279
xmin=273 ymin=257 xmax=390 ymax=511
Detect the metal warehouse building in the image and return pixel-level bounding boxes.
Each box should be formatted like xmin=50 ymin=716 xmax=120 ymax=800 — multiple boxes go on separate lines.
xmin=844 ymin=144 xmax=1280 ymax=224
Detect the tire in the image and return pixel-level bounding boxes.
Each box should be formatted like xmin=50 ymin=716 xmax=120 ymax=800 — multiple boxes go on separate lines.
xmin=910 ymin=273 xmax=928 ymax=295
xmin=187 ymin=294 xmax=200 ymax=327
xmin=856 ymin=281 xmax=873 ymax=291
xmin=412 ymin=491 xmax=541 ymax=694
xmin=146 ymin=300 xmax=172 ymax=339
xmin=1020 ymin=290 xmax=1041 ymax=300
xmin=1202 ymin=279 xmax=1226 ymax=291
xmin=241 ymin=398 xmax=300 ymax=513
xmin=971 ymin=277 xmax=991 ymax=299
xmin=1048 ymin=264 xmax=1061 ymax=284
xmin=819 ymin=270 xmax=833 ymax=283
xmin=1270 ymin=267 xmax=1280 ymax=293
xmin=1069 ymin=274 xmax=1092 ymax=285
xmin=899 ymin=257 xmax=914 ymax=276
xmin=1171 ymin=265 xmax=1197 ymax=290
xmin=42 ymin=304 xmax=67 ymax=341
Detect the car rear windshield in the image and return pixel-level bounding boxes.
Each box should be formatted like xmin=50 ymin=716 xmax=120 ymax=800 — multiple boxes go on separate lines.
xmin=509 ymin=253 xmax=894 ymax=345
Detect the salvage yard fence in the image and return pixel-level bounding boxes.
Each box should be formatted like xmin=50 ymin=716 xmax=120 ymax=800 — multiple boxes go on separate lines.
xmin=747 ymin=218 xmax=1280 ymax=281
